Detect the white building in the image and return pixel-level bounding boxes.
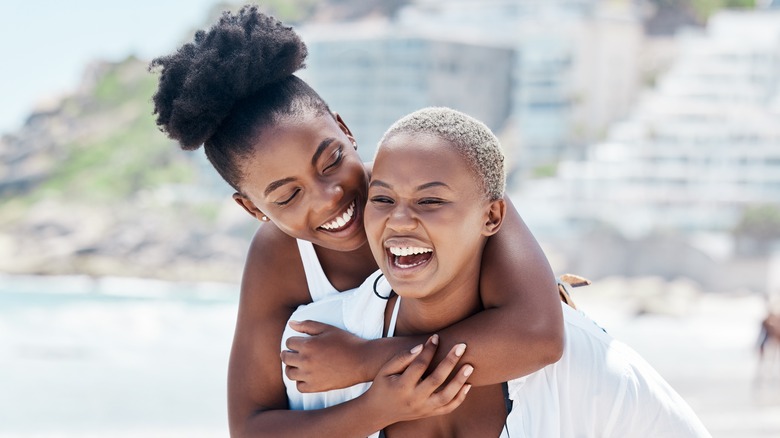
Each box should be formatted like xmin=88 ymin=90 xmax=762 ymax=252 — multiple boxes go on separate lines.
xmin=298 ymin=21 xmax=514 ymax=159
xmin=553 ymin=10 xmax=780 ymax=236
xmin=298 ymin=0 xmax=644 ymax=168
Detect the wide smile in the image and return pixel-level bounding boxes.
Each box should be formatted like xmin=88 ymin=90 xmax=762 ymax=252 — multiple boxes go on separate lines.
xmin=385 ymin=245 xmax=434 ymax=273
xmin=318 ymin=200 xmax=357 ymax=233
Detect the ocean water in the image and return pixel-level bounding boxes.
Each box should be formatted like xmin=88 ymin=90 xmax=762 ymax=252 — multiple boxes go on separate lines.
xmin=0 ymin=274 xmax=239 ymax=438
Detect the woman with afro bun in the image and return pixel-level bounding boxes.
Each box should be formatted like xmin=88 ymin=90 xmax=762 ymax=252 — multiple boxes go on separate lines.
xmin=151 ymin=5 xmax=564 ymax=437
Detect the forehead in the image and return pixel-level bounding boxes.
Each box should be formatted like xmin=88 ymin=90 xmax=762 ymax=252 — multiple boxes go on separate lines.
xmin=373 ymin=132 xmax=479 ymax=191
xmin=239 ymin=112 xmax=343 ymax=194
xmin=256 ymin=111 xmax=341 ymax=153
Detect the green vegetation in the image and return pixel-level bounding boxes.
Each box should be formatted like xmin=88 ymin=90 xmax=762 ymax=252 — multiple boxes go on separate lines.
xmin=40 ymin=121 xmax=194 ymax=202
xmin=734 ymin=204 xmax=780 ymax=241
xmin=531 ymin=162 xmax=558 ymax=178
xmin=651 ymin=0 xmax=757 ymax=22
xmin=262 ymin=0 xmax=318 ymax=23
xmin=34 ymin=57 xmax=196 ymax=204
xmin=691 ymin=0 xmax=756 ymax=20
xmin=206 ymin=0 xmax=319 ymax=24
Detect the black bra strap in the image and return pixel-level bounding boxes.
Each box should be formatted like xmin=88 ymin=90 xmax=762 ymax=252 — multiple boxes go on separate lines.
xmin=502 ymin=381 xmax=513 ymax=414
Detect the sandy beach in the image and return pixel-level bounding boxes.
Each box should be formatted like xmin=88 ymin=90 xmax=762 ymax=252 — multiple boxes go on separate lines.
xmin=572 ymin=278 xmax=780 ymax=438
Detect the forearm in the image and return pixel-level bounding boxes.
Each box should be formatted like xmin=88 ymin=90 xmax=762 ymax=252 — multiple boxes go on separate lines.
xmin=431 ymin=303 xmax=561 ymax=386
xmin=236 ymin=397 xmax=387 ymax=438
xmin=357 ymin=307 xmax=559 ymax=387
xmin=358 ymin=335 xmax=425 ymax=382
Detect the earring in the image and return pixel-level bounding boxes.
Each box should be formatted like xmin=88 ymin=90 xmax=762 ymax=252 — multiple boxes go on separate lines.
xmin=351 ymin=140 xmax=357 ymax=150
xmin=261 ymin=216 xmax=269 ymax=222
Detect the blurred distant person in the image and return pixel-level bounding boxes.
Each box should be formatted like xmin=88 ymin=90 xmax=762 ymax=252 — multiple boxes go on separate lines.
xmin=756 ymin=310 xmax=780 ymax=384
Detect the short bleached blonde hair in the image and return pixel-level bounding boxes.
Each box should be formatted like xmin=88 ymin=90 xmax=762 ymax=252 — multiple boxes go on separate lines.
xmin=378 ymin=107 xmax=506 ymax=201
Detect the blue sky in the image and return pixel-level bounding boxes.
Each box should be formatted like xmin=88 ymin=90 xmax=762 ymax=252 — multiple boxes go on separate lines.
xmin=0 ymin=0 xmax=227 ymax=134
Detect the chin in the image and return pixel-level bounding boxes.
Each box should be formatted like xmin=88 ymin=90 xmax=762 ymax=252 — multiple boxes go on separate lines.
xmin=385 ymin=277 xmax=430 ymax=299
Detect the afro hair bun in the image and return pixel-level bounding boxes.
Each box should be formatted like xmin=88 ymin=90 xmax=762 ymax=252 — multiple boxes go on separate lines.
xmin=150 ymin=5 xmax=308 ymax=150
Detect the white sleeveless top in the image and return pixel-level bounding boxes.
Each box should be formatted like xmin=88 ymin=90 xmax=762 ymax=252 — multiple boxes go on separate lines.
xmin=281 ymin=271 xmax=389 ymax=438
xmin=296 ymin=239 xmax=340 ymax=301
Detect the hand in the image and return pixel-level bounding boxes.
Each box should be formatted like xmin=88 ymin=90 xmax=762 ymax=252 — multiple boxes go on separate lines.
xmin=282 ymin=320 xmax=369 ymax=392
xmin=364 ymin=334 xmax=473 ymax=426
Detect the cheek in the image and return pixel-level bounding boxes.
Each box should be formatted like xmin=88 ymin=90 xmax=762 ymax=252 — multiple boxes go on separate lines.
xmin=429 ymin=211 xmax=481 ymax=246
xmin=342 ymin=160 xmax=367 ymax=187
xmin=271 ymin=204 xmax=311 ymax=234
xmin=363 ymin=207 xmax=381 ymax=237
xmin=363 ymin=207 xmax=386 ymax=250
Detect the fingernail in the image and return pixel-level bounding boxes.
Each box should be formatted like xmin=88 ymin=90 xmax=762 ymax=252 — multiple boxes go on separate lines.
xmin=454 ymin=343 xmax=466 ymax=357
xmin=410 ymin=344 xmax=423 ymax=354
xmin=464 ymin=384 xmax=472 ymax=395
xmin=430 ymin=334 xmax=439 ymax=345
xmin=289 ymin=320 xmax=301 ymax=325
xmin=463 ymin=365 xmax=474 ymax=377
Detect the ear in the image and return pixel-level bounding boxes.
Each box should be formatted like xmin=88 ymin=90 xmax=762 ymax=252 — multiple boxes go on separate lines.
xmin=333 ymin=112 xmax=357 ymax=147
xmin=482 ymin=198 xmax=506 ymax=237
xmin=232 ymin=193 xmax=268 ymax=222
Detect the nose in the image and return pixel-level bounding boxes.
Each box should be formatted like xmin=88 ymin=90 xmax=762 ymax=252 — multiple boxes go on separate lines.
xmin=313 ymin=181 xmax=344 ymax=215
xmin=386 ymin=203 xmax=417 ymax=232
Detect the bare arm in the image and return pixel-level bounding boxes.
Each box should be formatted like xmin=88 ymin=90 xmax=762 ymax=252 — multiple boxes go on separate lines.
xmin=227 ymin=226 xmax=470 ymax=437
xmin=286 ymin=196 xmax=563 ymax=390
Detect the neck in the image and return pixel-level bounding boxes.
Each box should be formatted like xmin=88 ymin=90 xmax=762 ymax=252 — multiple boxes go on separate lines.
xmin=315 ymin=240 xmax=378 ymax=291
xmin=392 ymin=260 xmax=483 ymax=336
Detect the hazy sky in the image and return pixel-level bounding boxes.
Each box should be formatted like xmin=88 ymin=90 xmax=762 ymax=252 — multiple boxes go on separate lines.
xmin=0 ymin=0 xmax=227 ymax=134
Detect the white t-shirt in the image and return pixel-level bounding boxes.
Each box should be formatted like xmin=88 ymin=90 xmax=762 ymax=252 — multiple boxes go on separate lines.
xmin=281 ymin=270 xmax=711 ymax=437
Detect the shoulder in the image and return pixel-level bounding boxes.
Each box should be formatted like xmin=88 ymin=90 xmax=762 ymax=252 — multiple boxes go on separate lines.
xmin=241 ymin=223 xmax=311 ymax=313
xmin=246 ymin=222 xmax=299 ymax=268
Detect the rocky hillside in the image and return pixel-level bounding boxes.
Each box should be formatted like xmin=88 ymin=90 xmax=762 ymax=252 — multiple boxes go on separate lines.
xmin=0 ymin=0 xmax=414 ymax=282
xmin=0 ymin=57 xmax=255 ymax=282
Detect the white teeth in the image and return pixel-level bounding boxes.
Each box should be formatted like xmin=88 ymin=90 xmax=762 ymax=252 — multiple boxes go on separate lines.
xmin=321 ymin=201 xmax=355 ymax=230
xmin=389 ymin=247 xmax=432 ymax=257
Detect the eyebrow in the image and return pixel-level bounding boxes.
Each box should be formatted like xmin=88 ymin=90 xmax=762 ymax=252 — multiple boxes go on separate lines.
xmin=369 ymin=180 xmax=452 ymax=191
xmin=264 ymin=177 xmax=296 ymax=197
xmin=311 ymin=138 xmax=336 ymax=166
xmin=416 ymin=181 xmax=451 ymax=191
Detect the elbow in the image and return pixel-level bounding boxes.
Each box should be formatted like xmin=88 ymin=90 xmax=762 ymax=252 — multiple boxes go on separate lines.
xmin=539 ymin=328 xmax=564 ymax=365
xmin=526 ymin=315 xmax=564 ymax=367
xmin=227 ymin=411 xmax=248 ymax=438
xmin=229 ymin=411 xmax=269 ymax=438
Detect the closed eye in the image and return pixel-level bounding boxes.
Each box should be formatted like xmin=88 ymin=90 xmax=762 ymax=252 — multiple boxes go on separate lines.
xmin=418 ymin=198 xmax=446 ymax=205
xmin=323 ymin=146 xmax=343 ymax=172
xmin=370 ymin=196 xmax=394 ymax=204
xmin=275 ymin=188 xmax=301 ymax=206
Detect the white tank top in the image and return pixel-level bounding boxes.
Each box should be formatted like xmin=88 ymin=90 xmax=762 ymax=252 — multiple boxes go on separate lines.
xmin=296 ymin=239 xmax=340 ymax=302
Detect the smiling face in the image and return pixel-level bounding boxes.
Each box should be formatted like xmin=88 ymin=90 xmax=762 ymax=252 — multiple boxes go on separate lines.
xmin=365 ymin=132 xmax=502 ymax=301
xmin=234 ymin=111 xmax=370 ymax=252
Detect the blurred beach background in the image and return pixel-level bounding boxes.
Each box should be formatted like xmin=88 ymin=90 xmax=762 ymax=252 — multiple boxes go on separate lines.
xmin=2 ymin=0 xmax=780 ymax=436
